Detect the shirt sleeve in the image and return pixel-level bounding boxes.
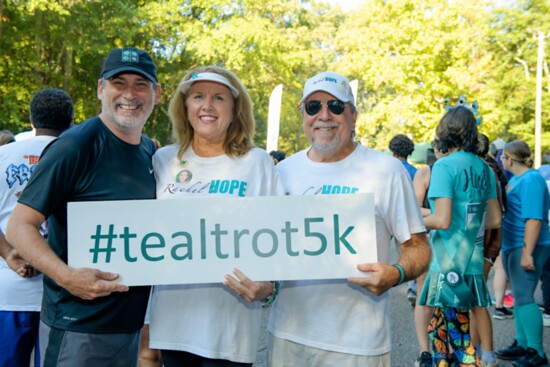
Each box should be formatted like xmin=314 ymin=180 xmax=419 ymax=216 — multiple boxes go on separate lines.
xmin=520 ymin=173 xmax=547 ymax=221
xmin=18 ymin=136 xmax=83 ymax=217
xmin=428 ymin=160 xmax=454 ymax=200
xmin=385 ymin=168 xmax=426 ymax=244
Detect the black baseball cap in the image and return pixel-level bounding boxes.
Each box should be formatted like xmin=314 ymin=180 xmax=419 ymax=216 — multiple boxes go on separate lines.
xmin=101 ymin=47 xmax=158 ymax=83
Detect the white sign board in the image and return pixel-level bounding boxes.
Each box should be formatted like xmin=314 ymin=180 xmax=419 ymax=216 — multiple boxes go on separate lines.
xmin=68 ymin=194 xmax=376 ymax=286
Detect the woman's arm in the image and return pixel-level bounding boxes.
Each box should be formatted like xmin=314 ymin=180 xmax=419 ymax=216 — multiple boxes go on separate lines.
xmin=423 ymin=198 xmax=452 ymax=230
xmin=485 ymin=198 xmax=502 ymax=229
xmin=413 ymin=166 xmax=431 ymax=217
xmin=521 ymin=219 xmax=542 ymax=271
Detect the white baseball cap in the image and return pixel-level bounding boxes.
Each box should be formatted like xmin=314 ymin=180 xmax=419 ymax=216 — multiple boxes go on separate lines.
xmin=490 ymin=139 xmax=506 ymax=155
xmin=299 ymin=71 xmax=355 ymax=107
xmin=178 ymin=72 xmax=239 ymax=98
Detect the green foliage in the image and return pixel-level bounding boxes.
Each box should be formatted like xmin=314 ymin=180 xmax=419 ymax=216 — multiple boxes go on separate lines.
xmin=0 ymin=0 xmax=549 ymax=160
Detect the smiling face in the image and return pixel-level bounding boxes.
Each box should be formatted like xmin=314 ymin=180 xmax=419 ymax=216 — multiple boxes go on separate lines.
xmin=185 ymin=81 xmax=235 ymax=149
xmin=98 ymin=73 xmax=160 ymax=141
xmin=302 ymin=91 xmax=357 ymax=162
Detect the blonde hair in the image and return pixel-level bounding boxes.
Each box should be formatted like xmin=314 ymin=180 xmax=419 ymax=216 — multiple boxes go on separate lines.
xmin=504 ymin=140 xmax=533 ymax=168
xmin=168 ymin=65 xmax=255 ymax=159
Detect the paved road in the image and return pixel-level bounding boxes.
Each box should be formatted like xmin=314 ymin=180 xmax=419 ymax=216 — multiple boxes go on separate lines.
xmin=390 ymin=251 xmax=550 ymax=366
xmin=253 ymin=246 xmax=549 ymax=367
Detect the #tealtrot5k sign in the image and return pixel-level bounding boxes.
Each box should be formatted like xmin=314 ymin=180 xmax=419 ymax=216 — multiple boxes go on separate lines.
xmin=67 ymin=194 xmax=377 ymax=286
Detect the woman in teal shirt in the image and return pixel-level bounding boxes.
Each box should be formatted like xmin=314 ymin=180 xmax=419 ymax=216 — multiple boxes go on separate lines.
xmin=495 ymin=141 xmax=550 ymax=366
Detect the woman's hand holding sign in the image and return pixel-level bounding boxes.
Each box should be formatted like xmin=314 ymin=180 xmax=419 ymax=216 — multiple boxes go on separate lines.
xmin=224 ymin=268 xmax=274 ymax=303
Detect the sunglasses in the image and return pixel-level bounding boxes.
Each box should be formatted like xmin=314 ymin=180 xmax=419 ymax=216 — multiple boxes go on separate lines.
xmin=304 ymin=100 xmax=346 ymax=116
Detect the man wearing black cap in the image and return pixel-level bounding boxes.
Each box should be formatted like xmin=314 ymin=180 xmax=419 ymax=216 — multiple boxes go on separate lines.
xmin=6 ymin=47 xmax=161 ymax=366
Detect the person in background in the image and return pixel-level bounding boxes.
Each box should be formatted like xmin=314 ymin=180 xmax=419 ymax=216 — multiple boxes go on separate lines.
xmin=495 ymin=141 xmax=550 ymax=366
xmin=0 ymin=130 xmax=15 ymax=145
xmin=6 ymin=47 xmax=161 ymax=366
xmin=538 ymin=154 xmax=550 ymax=326
xmin=0 ymin=88 xmax=73 ymax=367
xmin=490 ymin=139 xmax=512 ymax=181
xmin=413 ymin=138 xmax=449 ymax=367
xmin=389 ymin=133 xmax=417 ymax=179
xmin=268 ymin=71 xmax=431 ymax=366
xmin=269 ymin=150 xmax=286 ymax=165
xmin=149 ymin=65 xmax=283 ymax=367
xmin=485 ymin=138 xmax=514 ymax=320
xmin=536 ymin=154 xmax=550 ymax=181
xmin=538 ymin=154 xmax=550 ymax=328
xmin=418 ymin=105 xmax=501 ymax=366
xmin=389 ymin=133 xmax=418 ymax=307
xmin=14 ymin=129 xmax=35 ymax=141
xmin=468 ymin=133 xmax=502 ymax=366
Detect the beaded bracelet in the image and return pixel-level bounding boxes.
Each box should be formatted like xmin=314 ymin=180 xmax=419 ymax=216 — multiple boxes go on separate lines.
xmin=261 ymin=281 xmax=281 ymax=308
xmin=392 ymin=264 xmax=405 ymax=287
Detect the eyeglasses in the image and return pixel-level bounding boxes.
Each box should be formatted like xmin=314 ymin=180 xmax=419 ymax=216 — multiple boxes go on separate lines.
xmin=501 ymin=154 xmax=518 ymax=163
xmin=304 ymin=100 xmax=346 ymax=116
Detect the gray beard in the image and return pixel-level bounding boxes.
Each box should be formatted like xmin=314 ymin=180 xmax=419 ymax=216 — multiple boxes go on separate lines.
xmin=311 ymin=136 xmax=339 ymax=152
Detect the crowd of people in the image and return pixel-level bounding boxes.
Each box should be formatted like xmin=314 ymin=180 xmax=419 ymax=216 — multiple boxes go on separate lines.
xmin=0 ymin=47 xmax=549 ymax=367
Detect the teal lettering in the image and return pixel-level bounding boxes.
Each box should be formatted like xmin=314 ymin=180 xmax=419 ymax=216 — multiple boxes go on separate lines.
xmin=334 ymin=214 xmax=356 ymax=254
xmin=171 ymin=232 xmax=193 ymax=260
xmin=212 ymin=223 xmax=229 ymax=259
xmin=141 ymin=232 xmax=165 ymax=261
xmin=209 ymin=180 xmax=220 ymax=193
xmin=220 ymin=180 xmax=229 ymax=193
xmin=322 ymin=185 xmax=331 ymax=194
xmin=342 ymin=186 xmax=351 ymax=194
xmin=252 ymin=229 xmax=278 ymax=257
xmin=238 ymin=182 xmax=247 ymax=197
xmin=234 ymin=229 xmax=250 ymax=258
xmin=207 ymin=180 xmax=247 ymax=196
xmin=230 ymin=180 xmax=239 ymax=194
xmin=304 ymin=217 xmax=327 ymax=256
xmin=121 ymin=226 xmax=137 ymax=262
xmin=331 ymin=186 xmax=341 ymax=194
xmin=281 ymin=221 xmax=299 ymax=256
xmin=201 ymin=218 xmax=207 ymax=259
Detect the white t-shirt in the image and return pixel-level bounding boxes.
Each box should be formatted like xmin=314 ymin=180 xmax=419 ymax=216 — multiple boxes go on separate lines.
xmin=14 ymin=130 xmax=35 ymax=141
xmin=268 ymin=144 xmax=425 ymax=356
xmin=0 ymin=136 xmax=55 ymax=311
xmin=149 ymin=145 xmax=284 ymax=363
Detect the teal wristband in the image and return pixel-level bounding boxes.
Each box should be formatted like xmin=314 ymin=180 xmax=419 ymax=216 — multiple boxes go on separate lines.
xmin=392 ymin=264 xmax=405 ymax=287
xmin=261 ymin=281 xmax=280 ymax=308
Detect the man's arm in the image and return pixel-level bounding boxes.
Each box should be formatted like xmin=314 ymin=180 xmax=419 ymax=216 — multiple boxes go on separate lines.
xmin=0 ymin=228 xmax=36 ymax=277
xmin=6 ymin=203 xmax=129 ymax=300
xmin=348 ymin=232 xmax=431 ymax=296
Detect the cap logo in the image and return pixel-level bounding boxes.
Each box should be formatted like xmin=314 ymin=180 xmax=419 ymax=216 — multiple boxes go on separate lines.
xmin=312 ymin=76 xmax=338 ymax=86
xmin=121 ymin=50 xmax=139 ymax=63
xmin=191 ymin=73 xmax=199 ymax=80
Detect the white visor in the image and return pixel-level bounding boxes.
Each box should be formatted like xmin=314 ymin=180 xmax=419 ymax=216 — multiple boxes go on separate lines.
xmin=178 ymin=72 xmax=239 ymax=98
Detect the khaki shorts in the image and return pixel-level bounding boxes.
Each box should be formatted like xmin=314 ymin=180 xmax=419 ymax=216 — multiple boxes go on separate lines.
xmin=268 ymin=335 xmax=390 ymax=367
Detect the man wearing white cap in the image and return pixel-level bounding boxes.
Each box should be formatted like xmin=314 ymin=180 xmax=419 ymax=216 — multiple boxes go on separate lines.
xmin=268 ymin=71 xmax=431 ymax=366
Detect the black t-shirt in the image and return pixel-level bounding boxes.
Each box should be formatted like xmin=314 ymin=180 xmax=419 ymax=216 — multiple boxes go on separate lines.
xmin=19 ymin=116 xmax=156 ymax=333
